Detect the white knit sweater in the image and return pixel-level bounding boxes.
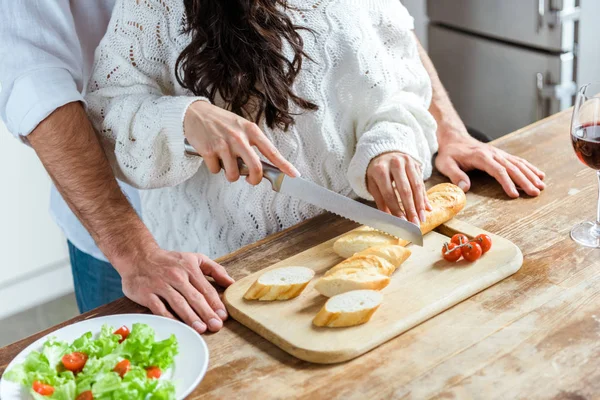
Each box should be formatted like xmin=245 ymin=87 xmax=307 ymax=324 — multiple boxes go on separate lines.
xmin=86 ymin=0 xmax=438 ymax=259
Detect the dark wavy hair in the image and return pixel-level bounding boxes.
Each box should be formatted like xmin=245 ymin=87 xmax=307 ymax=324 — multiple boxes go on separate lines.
xmin=175 ymin=0 xmax=318 ymax=131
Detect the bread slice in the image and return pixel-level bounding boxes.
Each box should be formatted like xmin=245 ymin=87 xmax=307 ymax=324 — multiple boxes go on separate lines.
xmin=325 ymin=255 xmax=396 ymax=277
xmin=333 ymin=226 xmax=408 ymax=259
xmin=353 ymin=245 xmax=411 ymax=271
xmin=313 ymin=290 xmax=383 ymax=327
xmin=314 ymin=268 xmax=390 ymax=298
xmin=244 ymin=266 xmax=315 ymax=301
xmin=332 ymin=183 xmax=466 ymax=254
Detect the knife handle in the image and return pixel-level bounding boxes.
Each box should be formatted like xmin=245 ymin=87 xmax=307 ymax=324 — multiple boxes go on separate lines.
xmin=184 ymin=139 xmax=285 ymax=192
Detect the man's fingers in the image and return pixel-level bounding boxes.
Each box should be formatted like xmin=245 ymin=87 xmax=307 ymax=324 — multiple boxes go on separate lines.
xmin=497 ymin=157 xmax=540 ymax=197
xmin=219 ymin=148 xmax=240 ymax=183
xmin=160 ymin=287 xmax=207 ymax=334
xmin=435 ymin=155 xmax=471 ymax=193
xmin=145 ymin=294 xmax=176 ymax=320
xmin=510 ymin=157 xmax=545 ymax=190
xmin=371 ymin=164 xmax=404 ymax=218
xmin=516 ymin=156 xmax=546 ymax=181
xmin=477 ymin=155 xmax=519 ymax=198
xmin=190 ymin=272 xmax=228 ymax=321
xmin=199 ymin=256 xmax=235 ymax=287
xmin=391 ymin=166 xmax=418 ymax=225
xmin=367 ymin=176 xmax=390 ymax=213
xmin=177 ymin=282 xmax=224 ymax=332
xmin=250 ymin=128 xmax=300 ymax=178
xmin=405 ymin=161 xmax=428 ymax=223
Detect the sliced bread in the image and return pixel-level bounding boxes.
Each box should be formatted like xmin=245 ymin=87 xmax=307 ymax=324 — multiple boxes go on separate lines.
xmin=244 ymin=266 xmax=315 ymax=301
xmin=325 ymin=255 xmax=396 ymax=277
xmin=332 ymin=226 xmax=408 ymax=259
xmin=352 ymin=245 xmax=411 ymax=271
xmin=314 ymin=268 xmax=390 ymax=298
xmin=313 ymin=290 xmax=383 ymax=327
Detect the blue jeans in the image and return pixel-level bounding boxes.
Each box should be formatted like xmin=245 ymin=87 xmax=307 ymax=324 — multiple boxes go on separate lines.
xmin=68 ymin=241 xmax=124 ymax=313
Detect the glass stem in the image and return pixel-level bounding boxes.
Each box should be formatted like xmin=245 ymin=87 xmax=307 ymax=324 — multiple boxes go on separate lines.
xmin=597 ymin=171 xmax=600 ymax=231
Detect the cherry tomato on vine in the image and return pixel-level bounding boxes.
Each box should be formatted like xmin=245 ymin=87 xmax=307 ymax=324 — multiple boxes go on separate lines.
xmin=474 ymin=234 xmax=492 ymax=253
xmin=442 ymin=242 xmax=462 ymax=262
xmin=461 ymin=241 xmax=483 ymax=262
xmin=450 ymin=233 xmax=469 ymax=246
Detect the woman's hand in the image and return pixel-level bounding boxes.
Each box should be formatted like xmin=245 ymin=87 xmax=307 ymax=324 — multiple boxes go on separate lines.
xmin=366 ymin=152 xmax=432 ymax=225
xmin=435 ymin=135 xmax=545 ymax=198
xmin=184 ymin=101 xmax=300 ymax=184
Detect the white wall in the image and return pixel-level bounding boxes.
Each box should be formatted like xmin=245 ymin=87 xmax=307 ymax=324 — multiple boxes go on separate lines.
xmin=403 ymin=0 xmax=429 ymax=48
xmin=0 ymin=121 xmax=73 ymax=319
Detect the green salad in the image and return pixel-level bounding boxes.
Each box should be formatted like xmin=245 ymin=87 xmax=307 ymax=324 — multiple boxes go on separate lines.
xmin=4 ymin=323 xmax=178 ymax=400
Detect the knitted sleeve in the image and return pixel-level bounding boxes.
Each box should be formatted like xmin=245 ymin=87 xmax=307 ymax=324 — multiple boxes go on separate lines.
xmin=85 ymin=0 xmax=207 ymax=189
xmin=346 ymin=13 xmax=439 ymax=201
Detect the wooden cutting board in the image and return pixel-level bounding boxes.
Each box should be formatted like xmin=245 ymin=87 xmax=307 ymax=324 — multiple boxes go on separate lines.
xmin=223 ymin=219 xmax=522 ymax=364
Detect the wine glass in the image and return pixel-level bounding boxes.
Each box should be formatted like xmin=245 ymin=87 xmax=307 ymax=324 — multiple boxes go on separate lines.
xmin=570 ymin=83 xmax=600 ymax=247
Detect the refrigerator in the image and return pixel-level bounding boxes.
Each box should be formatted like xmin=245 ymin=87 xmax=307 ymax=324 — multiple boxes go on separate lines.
xmin=426 ymin=0 xmax=600 ymax=140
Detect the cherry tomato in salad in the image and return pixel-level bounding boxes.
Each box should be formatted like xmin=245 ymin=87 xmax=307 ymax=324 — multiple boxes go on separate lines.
xmin=114 ymin=359 xmax=131 ymax=378
xmin=113 ymin=325 xmax=130 ymax=343
xmin=450 ymin=233 xmax=469 ymax=246
xmin=32 ymin=381 xmax=55 ymax=396
xmin=461 ymin=241 xmax=483 ymax=262
xmin=62 ymin=352 xmax=88 ymax=373
xmin=76 ymin=390 xmax=94 ymax=400
xmin=475 ymin=234 xmax=492 ymax=253
xmin=146 ymin=366 xmax=162 ymax=379
xmin=442 ymin=242 xmax=462 ymax=262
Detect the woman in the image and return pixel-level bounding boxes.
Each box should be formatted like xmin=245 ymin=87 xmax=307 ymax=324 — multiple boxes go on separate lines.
xmin=86 ymin=0 xmax=543 ymax=331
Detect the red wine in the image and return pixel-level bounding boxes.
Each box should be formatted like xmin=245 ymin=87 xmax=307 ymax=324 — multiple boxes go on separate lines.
xmin=572 ymin=122 xmax=600 ymax=169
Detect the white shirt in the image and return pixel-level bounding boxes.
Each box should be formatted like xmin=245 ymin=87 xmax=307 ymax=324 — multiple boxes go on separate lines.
xmin=86 ymin=0 xmax=437 ymax=258
xmin=0 ymin=1 xmax=141 ymax=261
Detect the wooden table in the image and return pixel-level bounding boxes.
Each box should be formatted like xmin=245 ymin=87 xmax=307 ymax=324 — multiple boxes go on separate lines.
xmin=2 ymin=109 xmax=600 ymax=399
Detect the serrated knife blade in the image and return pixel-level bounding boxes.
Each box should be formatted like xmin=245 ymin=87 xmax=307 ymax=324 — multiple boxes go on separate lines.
xmin=183 ymin=141 xmax=423 ymax=245
xmin=279 ymin=176 xmax=423 ymax=246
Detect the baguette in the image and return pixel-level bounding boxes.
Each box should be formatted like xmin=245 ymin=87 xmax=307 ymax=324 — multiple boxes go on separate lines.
xmin=313 ymin=290 xmax=383 ymax=327
xmin=333 ymin=183 xmax=466 ymax=257
xmin=314 ymin=268 xmax=390 ymax=298
xmin=244 ymin=266 xmax=315 ymax=301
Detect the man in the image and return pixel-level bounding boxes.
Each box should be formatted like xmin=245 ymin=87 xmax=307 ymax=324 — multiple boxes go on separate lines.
xmin=0 ymin=1 xmax=233 ymax=334
xmin=0 ymin=1 xmax=543 ymax=334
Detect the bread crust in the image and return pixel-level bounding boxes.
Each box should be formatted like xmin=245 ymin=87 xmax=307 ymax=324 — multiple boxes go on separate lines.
xmin=312 ymin=292 xmax=383 ymax=327
xmin=244 ymin=280 xmax=312 ymax=301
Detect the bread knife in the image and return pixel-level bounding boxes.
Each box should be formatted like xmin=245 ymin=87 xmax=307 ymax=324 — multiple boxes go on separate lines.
xmin=184 ymin=140 xmax=423 ymax=246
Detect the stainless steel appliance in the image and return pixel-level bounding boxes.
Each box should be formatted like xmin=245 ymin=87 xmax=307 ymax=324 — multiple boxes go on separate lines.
xmin=427 ymin=0 xmax=600 ymax=140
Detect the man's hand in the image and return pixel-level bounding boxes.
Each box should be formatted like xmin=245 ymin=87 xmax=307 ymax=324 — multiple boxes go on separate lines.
xmin=413 ymin=34 xmax=545 ymax=198
xmin=435 ymin=134 xmax=545 ymax=198
xmin=114 ymin=246 xmax=235 ymax=333
xmin=367 ymin=152 xmax=432 ymax=225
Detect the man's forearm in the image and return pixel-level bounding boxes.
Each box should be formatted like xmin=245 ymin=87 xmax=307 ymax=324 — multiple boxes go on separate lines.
xmin=414 ymin=36 xmax=469 ymax=146
xmin=28 ymin=102 xmax=156 ymax=266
